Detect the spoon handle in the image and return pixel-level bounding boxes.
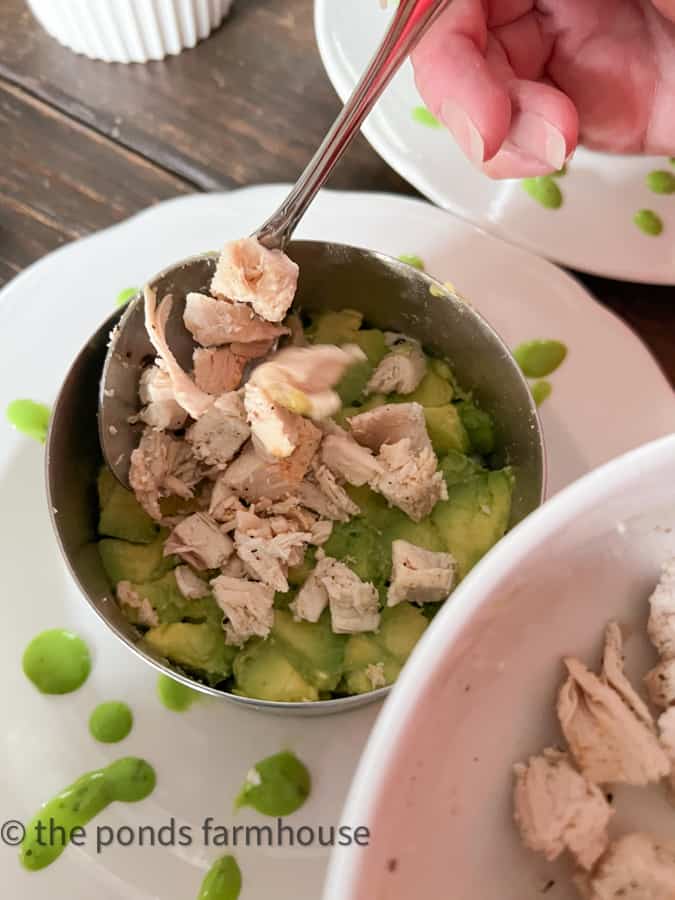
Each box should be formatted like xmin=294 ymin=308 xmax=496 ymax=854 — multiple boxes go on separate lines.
xmin=255 ymin=0 xmax=452 ymax=250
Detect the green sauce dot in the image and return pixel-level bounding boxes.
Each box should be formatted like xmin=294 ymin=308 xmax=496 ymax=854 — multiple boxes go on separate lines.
xmin=646 ymin=170 xmax=675 ymax=194
xmin=411 ymin=106 xmax=441 ymax=128
xmin=157 ymin=673 xmax=200 ymax=711
xmin=6 ymin=399 xmax=50 ymax=443
xmin=23 ymin=629 xmax=91 ymax=694
xmin=116 ymin=287 xmax=138 ymax=307
xmin=634 ymin=209 xmax=664 ymax=236
xmin=514 ymin=340 xmax=568 ymax=378
xmin=531 ymin=380 xmax=552 ymax=406
xmin=398 ymin=254 xmax=425 ymax=271
xmin=198 ymin=855 xmax=242 ymax=900
xmin=522 ymin=176 xmax=563 ymax=209
xmin=235 ymin=750 xmax=310 ymax=817
xmin=89 ymin=702 xmax=133 ymax=743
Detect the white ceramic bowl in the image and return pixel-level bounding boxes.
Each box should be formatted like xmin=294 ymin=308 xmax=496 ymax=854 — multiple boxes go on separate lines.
xmin=323 ymin=433 xmax=675 ymax=900
xmin=26 ymin=0 xmax=233 ymax=63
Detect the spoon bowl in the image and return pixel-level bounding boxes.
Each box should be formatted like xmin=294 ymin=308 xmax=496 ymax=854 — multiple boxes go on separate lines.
xmin=47 ymin=240 xmax=545 ymax=715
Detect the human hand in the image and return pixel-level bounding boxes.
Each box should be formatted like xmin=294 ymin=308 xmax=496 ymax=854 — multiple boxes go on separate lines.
xmin=412 ymin=0 xmax=675 ymax=178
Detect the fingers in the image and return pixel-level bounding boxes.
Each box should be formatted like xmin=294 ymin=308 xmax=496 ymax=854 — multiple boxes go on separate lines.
xmin=412 ymin=6 xmax=579 ymax=179
xmin=651 ymin=0 xmax=675 ymax=22
xmin=412 ymin=6 xmax=512 ymax=162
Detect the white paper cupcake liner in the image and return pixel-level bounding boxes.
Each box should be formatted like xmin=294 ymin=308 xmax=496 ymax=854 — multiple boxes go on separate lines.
xmin=26 ymin=0 xmax=234 ymax=64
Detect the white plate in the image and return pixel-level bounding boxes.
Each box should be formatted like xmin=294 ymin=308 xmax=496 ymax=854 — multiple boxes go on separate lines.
xmin=314 ymin=0 xmax=675 ymax=284
xmin=0 ymin=186 xmax=673 ymax=900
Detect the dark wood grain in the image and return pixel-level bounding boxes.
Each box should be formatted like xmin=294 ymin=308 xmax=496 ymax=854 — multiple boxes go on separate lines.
xmin=0 ymin=0 xmax=412 ymax=195
xmin=0 ymin=79 xmax=192 ymax=285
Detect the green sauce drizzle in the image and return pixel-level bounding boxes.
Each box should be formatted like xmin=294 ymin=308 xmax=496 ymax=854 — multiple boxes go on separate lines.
xmin=411 ymin=106 xmax=441 ymax=128
xmin=23 ymin=629 xmax=91 ymax=694
xmin=235 ymin=750 xmax=310 ymax=817
xmin=157 ymin=673 xmax=200 ymax=711
xmin=89 ymin=702 xmax=133 ymax=743
xmin=198 ymin=855 xmax=242 ymax=900
xmin=646 ymin=170 xmax=675 ymax=194
xmin=6 ymin=399 xmax=50 ymax=443
xmin=514 ymin=340 xmax=567 ymax=378
xmin=116 ymin=287 xmax=138 ymax=307
xmin=634 ymin=209 xmax=664 ymax=236
xmin=398 ymin=254 xmax=425 ymax=271
xmin=20 ymin=757 xmax=156 ymax=871
xmin=531 ymin=380 xmax=552 ymax=406
xmin=522 ymin=176 xmax=563 ymax=209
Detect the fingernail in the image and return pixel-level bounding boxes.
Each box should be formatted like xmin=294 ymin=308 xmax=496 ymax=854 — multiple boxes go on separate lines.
xmin=440 ymin=99 xmax=485 ymax=166
xmin=509 ymin=111 xmax=567 ymax=170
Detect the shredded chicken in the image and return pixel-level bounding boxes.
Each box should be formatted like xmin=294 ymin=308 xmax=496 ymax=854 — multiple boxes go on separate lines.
xmin=164 ymin=513 xmax=234 ymax=571
xmin=183 ymin=291 xmax=289 ymax=347
xmin=513 ymin=748 xmax=613 ymax=871
xmin=193 ymin=347 xmax=246 ymax=395
xmin=646 ymin=659 xmax=675 ymax=709
xmin=129 ymin=428 xmax=203 ymax=520
xmin=349 ymin=401 xmax=431 ymax=454
xmin=244 ymin=382 xmax=304 ymax=459
xmin=365 ymin=337 xmax=427 ymax=396
xmin=186 ymin=392 xmax=250 ymax=469
xmin=210 ymin=237 xmax=299 ymax=323
xmin=116 ymin=581 xmax=159 ymax=627
xmin=138 ymin=363 xmax=188 ymax=430
xmin=387 ymin=540 xmax=456 ymax=606
xmin=321 ymin=432 xmax=383 ymax=486
xmin=211 ymin=575 xmax=275 ymax=646
xmin=233 ymin=509 xmax=311 ymax=593
xmin=365 ymin=662 xmax=387 ymax=690
xmin=601 ymin=622 xmax=654 ymax=730
xmin=575 ymin=833 xmax=675 ymax=900
xmin=174 ymin=565 xmax=210 ymax=599
xmin=303 ymin=558 xmax=381 ymax=634
xmin=647 ymin=558 xmax=675 ymax=661
xmin=144 ymin=287 xmax=213 ymax=419
xmin=290 ymin=557 xmax=333 ymax=623
xmin=557 ymin=653 xmax=669 ymax=786
xmin=208 ymin=475 xmax=246 ymax=526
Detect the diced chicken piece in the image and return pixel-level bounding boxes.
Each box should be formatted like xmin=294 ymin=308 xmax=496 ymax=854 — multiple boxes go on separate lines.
xmin=186 ymin=392 xmax=250 ymax=469
xmin=229 ymin=338 xmax=276 ymax=360
xmin=144 ymin=287 xmax=213 ymax=419
xmin=365 ymin=662 xmax=387 ymax=690
xmin=321 ymin=559 xmax=380 ymax=634
xmin=311 ymin=463 xmax=360 ymax=518
xmin=257 ymin=497 xmax=319 ymax=532
xmin=375 ymin=439 xmax=447 ymax=522
xmin=310 ymin=519 xmax=333 ymax=546
xmin=234 ymin=509 xmax=312 ymax=592
xmin=647 ymin=558 xmax=675 ymax=660
xmin=183 ymin=291 xmax=289 ymax=347
xmin=249 ymin=344 xmax=365 ymax=421
xmin=129 ymin=428 xmax=203 ymax=520
xmin=116 ymin=581 xmax=159 ymax=628
xmin=557 ymin=656 xmax=670 ymax=786
xmin=365 ymin=338 xmax=427 ymax=396
xmin=290 ymin=557 xmax=333 ymax=623
xmin=602 ymin=621 xmax=654 ymax=730
xmin=575 ymin=833 xmax=675 ymax=900
xmin=244 ymin=382 xmax=303 ymax=459
xmin=220 ymin=555 xmax=246 ymax=579
xmin=164 ymin=513 xmax=233 ymax=571
xmin=193 ymin=347 xmax=246 ymax=395
xmin=211 ymin=575 xmax=275 ymax=646
xmin=208 ymin=475 xmax=246 ymax=526
xmin=513 ymin=747 xmax=613 ymax=870
xmin=223 ymin=443 xmax=296 ymax=503
xmin=350 ymin=402 xmax=431 ymax=454
xmin=174 ymin=565 xmax=210 ymax=599
xmin=387 ymin=540 xmax=456 ymax=606
xmin=138 ymin=363 xmax=188 ymax=430
xmin=645 ymin=659 xmax=675 ymax=709
xmin=321 ymin=432 xmax=383 ymax=486
xmin=210 ymin=237 xmax=299 ymax=323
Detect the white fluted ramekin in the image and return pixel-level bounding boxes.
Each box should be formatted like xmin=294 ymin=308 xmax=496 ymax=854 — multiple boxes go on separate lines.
xmin=26 ymin=0 xmax=234 ymax=64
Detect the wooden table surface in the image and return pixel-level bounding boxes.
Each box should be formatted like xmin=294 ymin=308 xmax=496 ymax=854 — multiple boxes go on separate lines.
xmin=1 ymin=0 xmax=674 ymax=385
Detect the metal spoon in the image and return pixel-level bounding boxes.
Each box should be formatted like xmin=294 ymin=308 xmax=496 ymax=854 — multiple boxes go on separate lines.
xmin=100 ymin=0 xmax=454 ymax=486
